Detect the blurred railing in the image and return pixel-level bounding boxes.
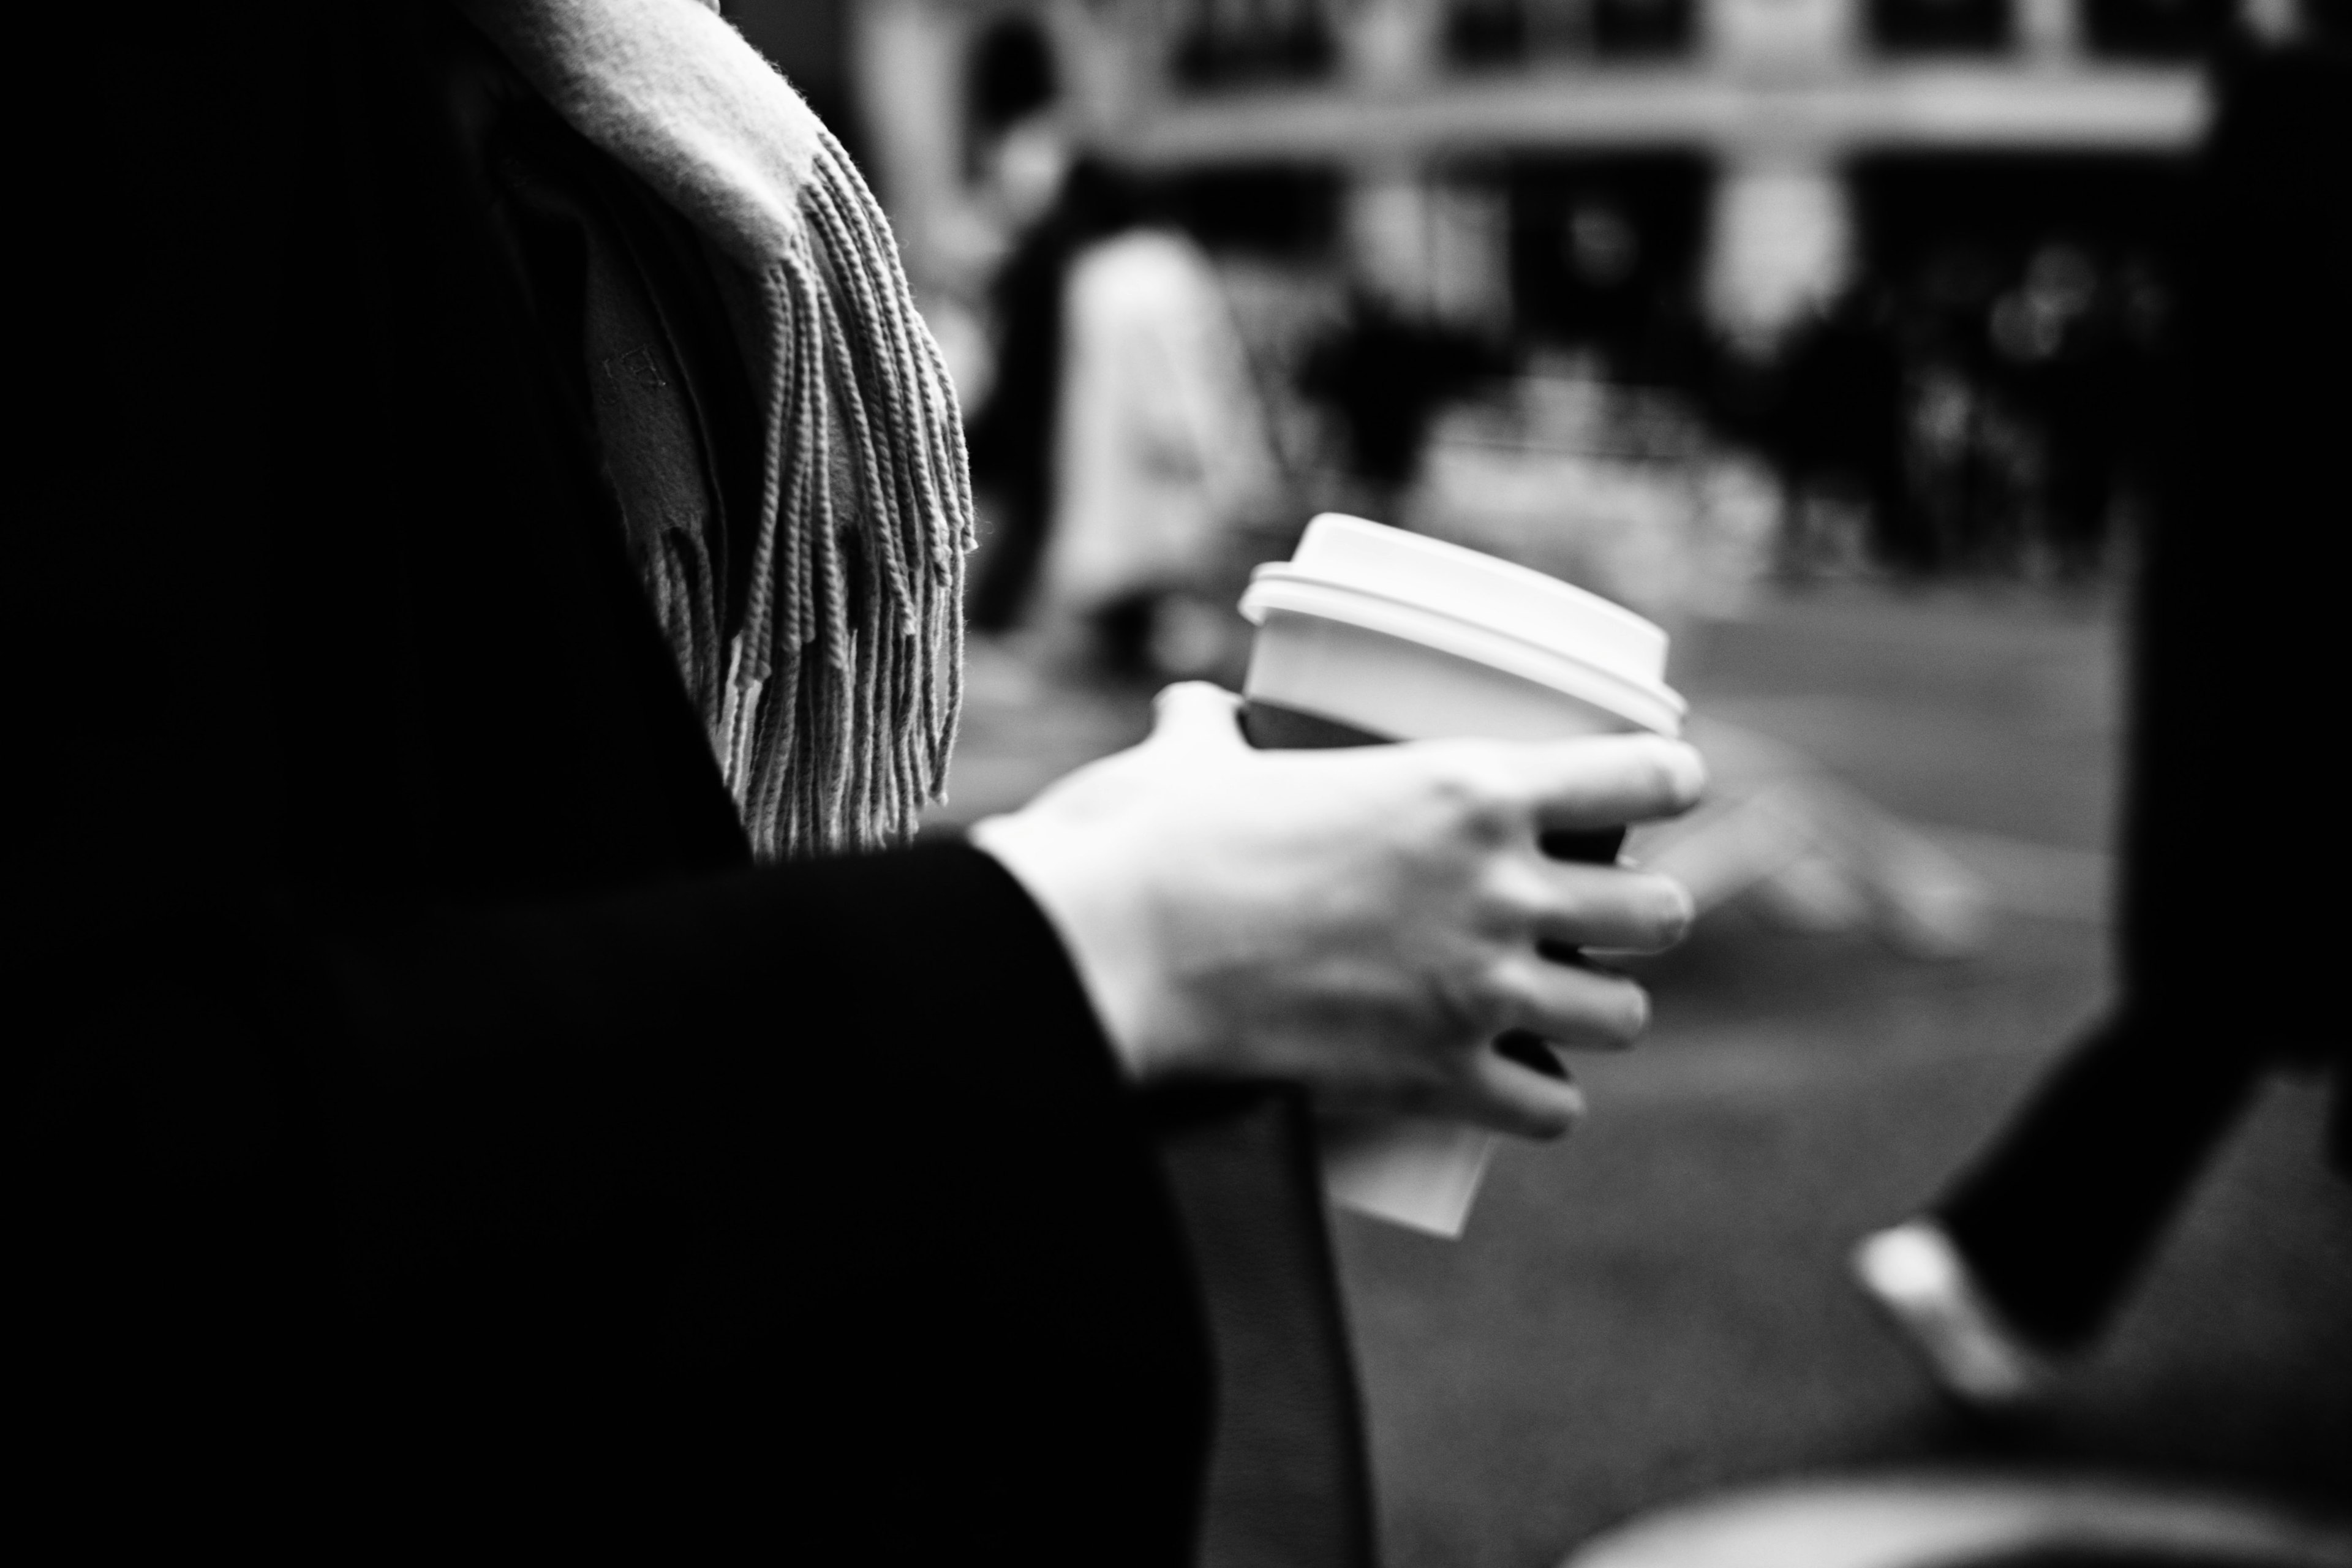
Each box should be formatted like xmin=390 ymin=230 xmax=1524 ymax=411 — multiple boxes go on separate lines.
xmin=850 ymin=0 xmax=2244 ymax=579
xmin=1093 ymin=0 xmax=2209 ymax=167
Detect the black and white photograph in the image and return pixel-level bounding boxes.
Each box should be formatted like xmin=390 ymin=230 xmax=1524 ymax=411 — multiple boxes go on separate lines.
xmin=13 ymin=0 xmax=2349 ymax=1561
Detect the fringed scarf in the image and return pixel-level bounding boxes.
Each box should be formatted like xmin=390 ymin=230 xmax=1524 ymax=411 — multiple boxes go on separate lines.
xmin=463 ymin=0 xmax=971 ymax=858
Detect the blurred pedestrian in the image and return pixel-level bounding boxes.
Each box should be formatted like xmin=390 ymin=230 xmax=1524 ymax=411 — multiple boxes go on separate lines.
xmin=1760 ymin=285 xmax=1910 ymax=570
xmin=1300 ymin=295 xmax=1507 ymax=519
xmin=1853 ymin=37 xmax=2351 ymax=1407
xmin=961 ymin=30 xmax=1281 ymax=670
xmin=1991 ymin=241 xmax=2132 ymax=579
xmin=962 ymin=13 xmax=1079 ymax=630
xmin=962 ymin=41 xmax=1280 ymax=669
xmin=1037 ymin=188 xmax=1282 ymax=674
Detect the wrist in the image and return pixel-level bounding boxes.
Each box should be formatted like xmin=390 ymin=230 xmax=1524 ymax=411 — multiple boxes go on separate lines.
xmin=968 ymin=815 xmax=1169 ymax=1083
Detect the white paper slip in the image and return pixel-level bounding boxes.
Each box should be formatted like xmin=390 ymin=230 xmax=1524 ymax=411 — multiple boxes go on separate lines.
xmin=1319 ymin=1115 xmax=1499 ymax=1239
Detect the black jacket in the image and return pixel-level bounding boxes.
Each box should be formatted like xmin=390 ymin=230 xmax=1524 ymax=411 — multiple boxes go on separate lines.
xmin=2120 ymin=41 xmax=2352 ymax=1057
xmin=10 ymin=2 xmax=1208 ymax=1555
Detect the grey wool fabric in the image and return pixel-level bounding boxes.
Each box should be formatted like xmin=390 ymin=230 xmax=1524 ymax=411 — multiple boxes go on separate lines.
xmin=464 ymin=0 xmax=973 ymax=857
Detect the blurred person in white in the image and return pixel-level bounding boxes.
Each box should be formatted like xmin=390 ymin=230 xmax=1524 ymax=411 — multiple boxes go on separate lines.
xmin=1039 ymin=183 xmax=1284 ymax=675
xmin=962 ymin=13 xmax=1076 ymax=630
xmin=961 ymin=17 xmax=1280 ymax=671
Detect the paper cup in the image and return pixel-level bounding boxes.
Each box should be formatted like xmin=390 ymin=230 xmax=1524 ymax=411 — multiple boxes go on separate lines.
xmin=1238 ymin=513 xmax=1685 ymax=1238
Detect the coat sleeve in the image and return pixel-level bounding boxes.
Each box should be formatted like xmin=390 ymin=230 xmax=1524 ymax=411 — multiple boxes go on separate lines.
xmin=7 ymin=2 xmax=1207 ymax=1556
xmin=17 ymin=846 xmax=1211 ymax=1556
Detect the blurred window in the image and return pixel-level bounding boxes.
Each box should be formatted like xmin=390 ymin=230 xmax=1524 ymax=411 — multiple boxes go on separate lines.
xmin=1851 ymin=155 xmax=2191 ymax=285
xmin=967 ymin=14 xmax=1058 ymax=138
xmin=1868 ymin=0 xmax=2011 ymax=52
xmin=1593 ymin=0 xmax=1692 ymax=53
xmin=1838 ymin=154 xmax=2192 ymax=574
xmin=1444 ymin=0 xmax=1691 ymax=64
xmin=1170 ymin=0 xmax=1338 ymax=87
xmin=1159 ymin=165 xmax=1342 ymax=256
xmin=1507 ymin=156 xmax=1709 ymax=382
xmin=1446 ymin=0 xmax=1528 ymax=65
xmin=2081 ymin=0 xmax=2234 ymax=56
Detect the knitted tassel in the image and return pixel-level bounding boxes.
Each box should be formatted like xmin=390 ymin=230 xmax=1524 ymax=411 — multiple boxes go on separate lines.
xmin=464 ymin=0 xmax=974 ymax=860
xmin=716 ymin=124 xmax=970 ymax=859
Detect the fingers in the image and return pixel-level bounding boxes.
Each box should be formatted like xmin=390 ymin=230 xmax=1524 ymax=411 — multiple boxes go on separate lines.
xmin=1520 ymin=735 xmax=1705 ymax=832
xmin=1147 ymin=681 xmax=1246 ymax=752
xmin=1500 ymin=950 xmax=1653 ymax=1051
xmin=1529 ymin=862 xmax=1694 ymax=954
xmin=1454 ymin=1038 xmax=1586 ymax=1139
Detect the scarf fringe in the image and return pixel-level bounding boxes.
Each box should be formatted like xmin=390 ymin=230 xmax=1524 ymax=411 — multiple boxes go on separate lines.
xmin=718 ymin=124 xmax=972 ymax=861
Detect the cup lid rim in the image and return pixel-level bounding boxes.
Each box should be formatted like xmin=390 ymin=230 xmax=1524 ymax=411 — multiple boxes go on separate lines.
xmin=1241 ymin=570 xmax=1687 ymax=735
xmin=1301 ymin=513 xmax=1660 ymax=621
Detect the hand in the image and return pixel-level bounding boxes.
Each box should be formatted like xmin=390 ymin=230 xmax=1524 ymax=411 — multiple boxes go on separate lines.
xmin=970 ymin=684 xmax=1704 ymax=1139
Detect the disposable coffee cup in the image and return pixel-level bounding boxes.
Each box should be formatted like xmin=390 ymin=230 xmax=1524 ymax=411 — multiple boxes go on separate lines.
xmin=1237 ymin=513 xmax=1686 ymax=1238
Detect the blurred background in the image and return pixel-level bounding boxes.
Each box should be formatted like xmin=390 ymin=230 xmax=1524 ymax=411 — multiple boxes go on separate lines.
xmin=731 ymin=2 xmax=2348 ymax=1563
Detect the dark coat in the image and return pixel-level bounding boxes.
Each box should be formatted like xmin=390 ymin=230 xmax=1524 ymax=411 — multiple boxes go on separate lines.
xmin=9 ymin=2 xmax=1208 ymax=1555
xmin=2120 ymin=40 xmax=2352 ymax=1063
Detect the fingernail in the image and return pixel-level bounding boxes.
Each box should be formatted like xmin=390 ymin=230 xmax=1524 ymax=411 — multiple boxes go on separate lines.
xmin=1671 ymin=747 xmax=1706 ymax=802
xmin=1664 ymin=883 xmax=1696 ymax=943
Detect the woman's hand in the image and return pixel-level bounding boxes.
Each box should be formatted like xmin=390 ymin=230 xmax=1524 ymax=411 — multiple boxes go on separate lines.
xmin=971 ymin=683 xmax=1704 ymax=1138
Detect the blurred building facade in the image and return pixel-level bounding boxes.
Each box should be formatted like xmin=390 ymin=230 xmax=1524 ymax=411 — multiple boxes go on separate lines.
xmin=745 ymin=0 xmax=2325 ymax=576
xmin=840 ymin=0 xmax=2243 ymax=339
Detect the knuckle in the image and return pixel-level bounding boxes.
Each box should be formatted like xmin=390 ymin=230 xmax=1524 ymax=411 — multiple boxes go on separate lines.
xmin=1433 ymin=964 xmax=1510 ymax=1041
xmin=1575 ymin=970 xmax=1648 ymax=1045
xmin=1431 ymin=754 xmax=1527 ymax=843
xmin=1487 ymin=959 xmax=1538 ymax=1016
xmin=1480 ymin=865 xmax=1550 ymax=935
xmin=1477 ymin=958 xmax=1537 ymax=1033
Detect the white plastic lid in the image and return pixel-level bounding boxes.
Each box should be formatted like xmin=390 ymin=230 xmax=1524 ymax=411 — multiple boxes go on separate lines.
xmin=1240 ymin=514 xmax=1686 ymax=736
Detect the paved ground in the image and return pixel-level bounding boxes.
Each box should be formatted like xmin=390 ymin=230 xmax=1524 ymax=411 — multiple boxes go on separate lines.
xmin=931 ymin=581 xmax=2352 ymax=1567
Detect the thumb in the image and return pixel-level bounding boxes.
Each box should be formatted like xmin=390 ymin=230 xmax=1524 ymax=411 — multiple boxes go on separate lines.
xmin=1148 ymin=682 xmax=1248 ymax=755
